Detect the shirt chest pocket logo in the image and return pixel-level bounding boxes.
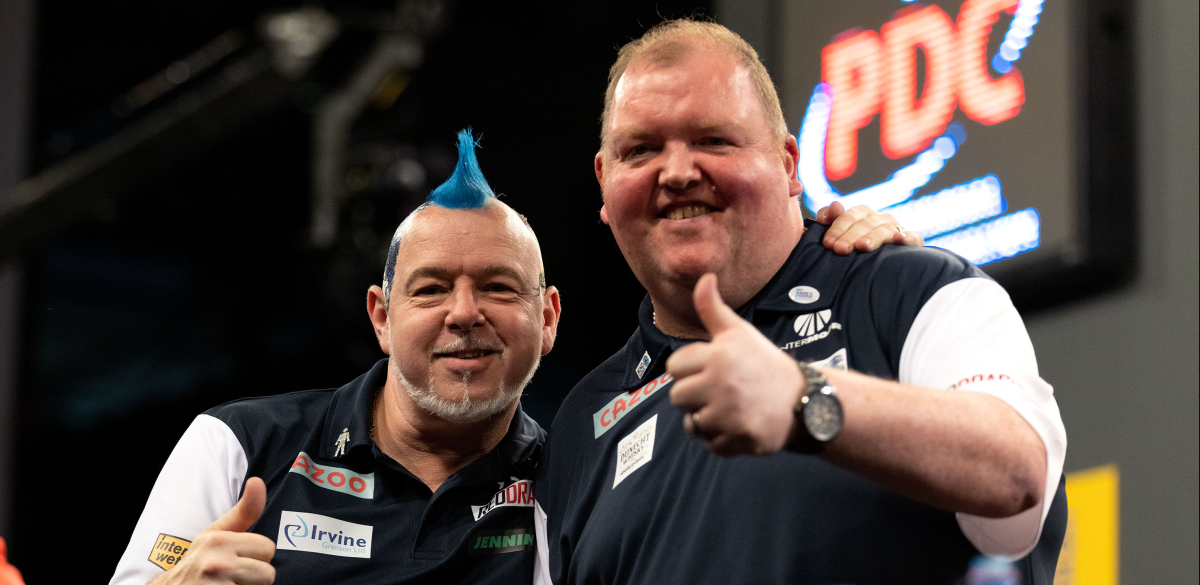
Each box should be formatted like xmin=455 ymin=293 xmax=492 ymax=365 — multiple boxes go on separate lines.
xmin=613 ymin=415 xmax=658 ymax=488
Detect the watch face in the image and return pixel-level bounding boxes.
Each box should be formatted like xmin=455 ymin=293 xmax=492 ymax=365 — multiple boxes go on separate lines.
xmin=803 ymin=392 xmax=844 ymax=442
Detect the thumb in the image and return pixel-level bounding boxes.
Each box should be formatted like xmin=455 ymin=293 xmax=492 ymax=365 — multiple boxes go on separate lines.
xmin=208 ymin=477 xmax=267 ymax=533
xmin=692 ymin=273 xmax=743 ymax=337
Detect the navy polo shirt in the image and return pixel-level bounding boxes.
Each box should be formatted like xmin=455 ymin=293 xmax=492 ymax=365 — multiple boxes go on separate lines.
xmin=536 ymin=224 xmax=1067 ymax=585
xmin=111 ymin=358 xmax=543 ymax=585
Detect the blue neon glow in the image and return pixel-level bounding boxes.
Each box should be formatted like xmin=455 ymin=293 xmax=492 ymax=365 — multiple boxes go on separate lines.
xmin=927 ymin=208 xmax=1041 ymax=265
xmin=798 ymin=83 xmax=963 ymax=212
xmin=428 ymin=128 xmax=495 ymax=209
xmin=992 ymin=0 xmax=1044 ymax=74
xmin=884 ymin=175 xmax=1007 ymax=238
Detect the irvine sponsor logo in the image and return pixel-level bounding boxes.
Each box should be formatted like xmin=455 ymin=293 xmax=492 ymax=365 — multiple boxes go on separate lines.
xmin=469 ymin=528 xmax=535 ymax=555
xmin=147 ymin=533 xmax=191 ymax=571
xmin=277 ymin=511 xmax=372 ymax=559
xmin=471 ymin=479 xmax=534 ymax=521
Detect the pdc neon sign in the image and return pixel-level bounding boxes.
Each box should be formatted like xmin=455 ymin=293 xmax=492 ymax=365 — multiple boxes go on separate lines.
xmin=798 ymin=0 xmax=1046 ymax=266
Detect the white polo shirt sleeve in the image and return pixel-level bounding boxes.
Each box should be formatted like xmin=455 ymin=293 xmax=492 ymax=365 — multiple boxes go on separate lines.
xmin=899 ymin=277 xmax=1067 ymax=558
xmin=109 ymin=414 xmax=248 ymax=585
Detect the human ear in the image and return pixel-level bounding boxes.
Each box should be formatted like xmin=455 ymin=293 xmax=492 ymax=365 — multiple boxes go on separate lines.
xmin=366 ymin=285 xmax=391 ymax=354
xmin=540 ymin=286 xmax=562 ymax=355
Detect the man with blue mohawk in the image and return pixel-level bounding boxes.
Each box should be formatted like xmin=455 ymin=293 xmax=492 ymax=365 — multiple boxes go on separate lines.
xmin=111 ymin=129 xmax=559 ymax=585
xmin=111 ymin=125 xmax=901 ymax=585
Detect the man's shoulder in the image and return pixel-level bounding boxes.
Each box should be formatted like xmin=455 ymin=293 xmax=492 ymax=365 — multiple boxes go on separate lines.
xmin=204 ymin=387 xmax=337 ymax=427
xmin=551 ymin=345 xmax=630 ymax=430
xmin=802 ymin=234 xmax=990 ymax=300
xmin=201 ymin=387 xmax=340 ymax=454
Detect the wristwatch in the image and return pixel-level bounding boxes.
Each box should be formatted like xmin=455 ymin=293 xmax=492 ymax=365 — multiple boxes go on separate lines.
xmin=785 ymin=361 xmax=844 ymax=454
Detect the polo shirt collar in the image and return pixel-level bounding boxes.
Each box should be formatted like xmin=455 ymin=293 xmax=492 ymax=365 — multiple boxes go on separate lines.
xmin=320 ymin=358 xmax=388 ymax=460
xmin=320 ymin=358 xmax=545 ymax=472
xmin=622 ymin=222 xmax=846 ymax=390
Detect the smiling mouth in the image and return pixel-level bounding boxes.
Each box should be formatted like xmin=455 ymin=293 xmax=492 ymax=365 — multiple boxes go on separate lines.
xmin=441 ymin=350 xmax=496 ymax=359
xmin=436 ymin=349 xmax=498 ymax=360
xmin=662 ymin=204 xmax=716 ymax=220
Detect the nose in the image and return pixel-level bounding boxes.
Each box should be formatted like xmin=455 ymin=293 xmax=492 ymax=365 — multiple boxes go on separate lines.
xmin=659 ymin=141 xmax=701 ymax=191
xmin=445 ymin=286 xmax=485 ymax=331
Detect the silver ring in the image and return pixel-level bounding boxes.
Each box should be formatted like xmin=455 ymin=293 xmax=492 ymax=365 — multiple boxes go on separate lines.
xmin=894 ymin=224 xmax=905 ymax=235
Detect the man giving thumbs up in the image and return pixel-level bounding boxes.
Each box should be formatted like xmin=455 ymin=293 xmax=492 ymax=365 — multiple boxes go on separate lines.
xmin=147 ymin=478 xmax=274 ymax=585
xmin=533 ymin=18 xmax=1068 ymax=585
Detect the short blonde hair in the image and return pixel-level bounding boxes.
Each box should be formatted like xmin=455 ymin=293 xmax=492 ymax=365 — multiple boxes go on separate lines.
xmin=600 ymin=18 xmax=787 ymax=146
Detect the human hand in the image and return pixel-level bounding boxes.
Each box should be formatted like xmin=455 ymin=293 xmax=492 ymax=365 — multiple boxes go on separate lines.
xmin=815 ymin=202 xmax=924 ymax=255
xmin=666 ymin=274 xmax=804 ymax=456
xmin=150 ymin=478 xmax=275 ymax=585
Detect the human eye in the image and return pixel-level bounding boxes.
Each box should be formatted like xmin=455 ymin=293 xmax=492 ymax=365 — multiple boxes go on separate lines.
xmin=622 ymin=143 xmax=655 ymax=161
xmin=411 ymin=283 xmax=448 ymax=296
xmin=482 ymin=281 xmax=521 ymax=296
xmin=698 ymin=136 xmax=731 ymax=147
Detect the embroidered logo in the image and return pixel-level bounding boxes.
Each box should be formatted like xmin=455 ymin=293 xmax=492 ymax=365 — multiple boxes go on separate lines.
xmin=614 ymin=415 xmax=658 ymax=488
xmin=333 ymin=427 xmax=350 ymax=457
xmin=289 ymin=452 xmax=375 ymax=499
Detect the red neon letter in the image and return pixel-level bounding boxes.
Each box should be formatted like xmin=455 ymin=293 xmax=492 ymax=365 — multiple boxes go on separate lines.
xmin=956 ymin=0 xmax=1024 ymax=124
xmin=822 ymin=30 xmax=883 ymax=180
xmin=881 ymin=5 xmax=958 ymax=159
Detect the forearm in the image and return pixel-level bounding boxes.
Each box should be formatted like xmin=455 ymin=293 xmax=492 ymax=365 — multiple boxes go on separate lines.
xmin=819 ymin=368 xmax=1047 ymax=518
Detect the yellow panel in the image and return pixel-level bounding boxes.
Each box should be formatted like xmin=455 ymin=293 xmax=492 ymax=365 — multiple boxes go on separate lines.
xmin=1054 ymin=464 xmax=1119 ymax=585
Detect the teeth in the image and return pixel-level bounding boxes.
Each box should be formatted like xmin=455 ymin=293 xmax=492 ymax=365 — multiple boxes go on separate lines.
xmin=666 ymin=204 xmax=713 ymax=220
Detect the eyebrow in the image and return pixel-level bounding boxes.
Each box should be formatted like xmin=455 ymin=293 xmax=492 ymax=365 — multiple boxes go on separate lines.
xmin=614 ymin=122 xmax=733 ymax=142
xmin=403 ymin=265 xmax=534 ymax=292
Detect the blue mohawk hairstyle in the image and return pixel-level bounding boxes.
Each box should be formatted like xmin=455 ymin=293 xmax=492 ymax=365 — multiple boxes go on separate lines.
xmin=381 ymin=128 xmax=496 ymax=308
xmin=427 ymin=128 xmax=495 ymax=208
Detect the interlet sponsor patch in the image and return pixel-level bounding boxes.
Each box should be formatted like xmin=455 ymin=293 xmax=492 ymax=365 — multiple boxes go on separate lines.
xmin=147 ymin=533 xmax=191 ymax=571
xmin=614 ymin=415 xmax=657 ymax=488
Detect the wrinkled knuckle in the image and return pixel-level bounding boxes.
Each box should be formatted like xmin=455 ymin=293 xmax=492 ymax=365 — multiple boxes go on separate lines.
xmin=203 ymin=531 xmax=230 ymax=547
xmin=199 ymin=558 xmax=232 ymax=578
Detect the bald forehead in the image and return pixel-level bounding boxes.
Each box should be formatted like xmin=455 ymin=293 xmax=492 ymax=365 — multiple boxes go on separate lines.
xmin=399 ymin=201 xmax=544 ymax=279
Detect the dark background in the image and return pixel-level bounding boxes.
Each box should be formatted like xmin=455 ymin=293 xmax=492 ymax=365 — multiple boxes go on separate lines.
xmin=9 ymin=1 xmax=708 ymax=582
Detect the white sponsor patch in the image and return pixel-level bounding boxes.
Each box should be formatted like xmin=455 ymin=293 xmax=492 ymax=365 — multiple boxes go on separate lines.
xmin=614 ymin=415 xmax=657 ymax=488
xmin=277 ymin=511 xmax=372 ymax=558
xmin=788 ymin=285 xmax=820 ymax=304
xmin=811 ymin=348 xmax=849 ymax=371
xmin=471 ymin=479 xmax=534 ymax=521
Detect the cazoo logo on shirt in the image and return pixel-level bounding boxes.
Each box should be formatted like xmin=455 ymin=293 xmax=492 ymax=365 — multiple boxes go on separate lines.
xmin=277 ymin=511 xmax=373 ymax=558
xmin=782 ymin=309 xmax=842 ymax=350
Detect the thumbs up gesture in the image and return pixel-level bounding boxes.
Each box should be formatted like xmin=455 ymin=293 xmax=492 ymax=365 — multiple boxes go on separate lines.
xmin=151 ymin=478 xmax=276 ymax=585
xmin=666 ymin=274 xmax=805 ymax=456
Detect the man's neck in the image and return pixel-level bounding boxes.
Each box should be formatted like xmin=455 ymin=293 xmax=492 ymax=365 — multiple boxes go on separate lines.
xmin=372 ymin=379 xmax=518 ymax=493
xmin=651 ymin=226 xmax=805 ymax=340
